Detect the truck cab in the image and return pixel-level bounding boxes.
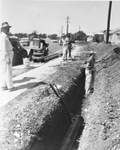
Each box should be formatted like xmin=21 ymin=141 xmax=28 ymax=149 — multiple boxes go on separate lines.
xmin=29 ymin=38 xmax=49 ymax=62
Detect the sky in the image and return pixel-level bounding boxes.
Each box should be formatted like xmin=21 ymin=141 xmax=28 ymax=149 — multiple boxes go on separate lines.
xmin=0 ymin=0 xmax=120 ymax=35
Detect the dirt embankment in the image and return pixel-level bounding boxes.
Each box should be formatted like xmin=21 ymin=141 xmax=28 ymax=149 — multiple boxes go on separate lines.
xmin=0 ymin=56 xmax=85 ymax=150
xmin=78 ymin=43 xmax=120 ymax=150
xmin=0 ymin=42 xmax=120 ymax=150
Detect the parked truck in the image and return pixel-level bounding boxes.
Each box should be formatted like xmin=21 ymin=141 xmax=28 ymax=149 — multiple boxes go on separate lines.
xmin=29 ymin=38 xmax=49 ymax=62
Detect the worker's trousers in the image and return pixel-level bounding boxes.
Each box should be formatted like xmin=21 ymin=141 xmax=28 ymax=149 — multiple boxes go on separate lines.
xmin=68 ymin=49 xmax=72 ymax=57
xmin=85 ymin=68 xmax=95 ymax=94
xmin=0 ymin=51 xmax=14 ymax=89
xmin=62 ymin=47 xmax=68 ymax=60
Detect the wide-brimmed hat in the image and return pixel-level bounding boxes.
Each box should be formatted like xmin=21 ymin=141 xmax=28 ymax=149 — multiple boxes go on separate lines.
xmin=90 ymin=50 xmax=97 ymax=54
xmin=89 ymin=51 xmax=97 ymax=56
xmin=90 ymin=51 xmax=94 ymax=54
xmin=1 ymin=22 xmax=12 ymax=29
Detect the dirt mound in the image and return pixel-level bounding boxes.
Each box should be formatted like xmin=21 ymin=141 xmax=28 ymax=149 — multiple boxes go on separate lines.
xmin=0 ymin=58 xmax=85 ymax=150
xmin=0 ymin=42 xmax=120 ymax=150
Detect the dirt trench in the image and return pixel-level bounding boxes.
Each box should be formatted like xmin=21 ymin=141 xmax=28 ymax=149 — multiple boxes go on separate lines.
xmin=1 ymin=43 xmax=119 ymax=150
xmin=28 ymin=68 xmax=85 ymax=150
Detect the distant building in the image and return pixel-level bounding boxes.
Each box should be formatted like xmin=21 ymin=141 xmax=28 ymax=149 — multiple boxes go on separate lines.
xmin=87 ymin=34 xmax=94 ymax=42
xmin=93 ymin=32 xmax=104 ymax=43
xmin=104 ymin=28 xmax=120 ymax=44
xmin=110 ymin=28 xmax=120 ymax=45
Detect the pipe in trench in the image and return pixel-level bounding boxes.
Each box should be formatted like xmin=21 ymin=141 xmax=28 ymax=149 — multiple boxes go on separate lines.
xmin=49 ymin=83 xmax=73 ymax=122
xmin=60 ymin=66 xmax=97 ymax=150
xmin=49 ymin=70 xmax=85 ymax=150
xmin=30 ymin=68 xmax=85 ymax=150
xmin=60 ymin=115 xmax=84 ymax=150
xmin=59 ymin=68 xmax=86 ymax=150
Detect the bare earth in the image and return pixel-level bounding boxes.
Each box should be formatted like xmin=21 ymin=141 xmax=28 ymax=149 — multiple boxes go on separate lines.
xmin=0 ymin=42 xmax=120 ymax=150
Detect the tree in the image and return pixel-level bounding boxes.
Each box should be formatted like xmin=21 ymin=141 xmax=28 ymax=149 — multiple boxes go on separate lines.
xmin=39 ymin=33 xmax=47 ymax=39
xmin=31 ymin=30 xmax=38 ymax=38
xmin=32 ymin=30 xmax=38 ymax=35
xmin=72 ymin=31 xmax=87 ymax=41
xmin=48 ymin=34 xmax=58 ymax=39
xmin=93 ymin=34 xmax=104 ymax=43
xmin=29 ymin=31 xmax=38 ymax=40
xmin=13 ymin=33 xmax=28 ymax=39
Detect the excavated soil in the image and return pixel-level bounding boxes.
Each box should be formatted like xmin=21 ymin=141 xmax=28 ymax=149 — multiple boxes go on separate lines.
xmin=0 ymin=42 xmax=120 ymax=150
xmin=0 ymin=57 xmax=85 ymax=150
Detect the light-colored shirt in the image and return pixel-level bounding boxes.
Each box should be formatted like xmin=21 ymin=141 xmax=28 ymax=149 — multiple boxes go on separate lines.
xmin=62 ymin=37 xmax=69 ymax=47
xmin=0 ymin=32 xmax=13 ymax=59
xmin=86 ymin=55 xmax=95 ymax=70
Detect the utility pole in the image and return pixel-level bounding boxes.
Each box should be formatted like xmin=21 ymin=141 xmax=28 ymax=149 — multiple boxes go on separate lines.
xmin=106 ymin=1 xmax=112 ymax=44
xmin=79 ymin=26 xmax=81 ymax=32
xmin=65 ymin=16 xmax=70 ymax=35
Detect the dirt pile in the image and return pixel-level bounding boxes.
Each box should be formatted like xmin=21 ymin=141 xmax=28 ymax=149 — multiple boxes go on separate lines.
xmin=0 ymin=42 xmax=120 ymax=150
xmin=0 ymin=57 xmax=85 ymax=150
xmin=78 ymin=44 xmax=120 ymax=150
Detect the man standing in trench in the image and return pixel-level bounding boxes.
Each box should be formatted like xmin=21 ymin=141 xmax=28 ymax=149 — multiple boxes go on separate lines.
xmin=0 ymin=22 xmax=16 ymax=91
xmin=85 ymin=51 xmax=96 ymax=95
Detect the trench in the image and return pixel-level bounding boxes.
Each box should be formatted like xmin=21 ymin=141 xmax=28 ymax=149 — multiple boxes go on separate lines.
xmin=29 ymin=68 xmax=86 ymax=150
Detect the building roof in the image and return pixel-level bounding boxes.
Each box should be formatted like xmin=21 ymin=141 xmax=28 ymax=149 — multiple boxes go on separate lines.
xmin=110 ymin=28 xmax=120 ymax=34
xmin=87 ymin=34 xmax=94 ymax=37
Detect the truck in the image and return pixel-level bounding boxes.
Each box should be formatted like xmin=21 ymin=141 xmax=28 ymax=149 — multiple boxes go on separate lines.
xmin=29 ymin=38 xmax=49 ymax=62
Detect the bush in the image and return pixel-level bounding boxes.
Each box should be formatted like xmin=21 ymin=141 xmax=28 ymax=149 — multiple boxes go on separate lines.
xmin=93 ymin=34 xmax=104 ymax=43
xmin=72 ymin=31 xmax=87 ymax=42
xmin=48 ymin=34 xmax=58 ymax=40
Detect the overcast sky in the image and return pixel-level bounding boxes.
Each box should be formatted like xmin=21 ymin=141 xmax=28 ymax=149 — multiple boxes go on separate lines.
xmin=0 ymin=0 xmax=120 ymax=35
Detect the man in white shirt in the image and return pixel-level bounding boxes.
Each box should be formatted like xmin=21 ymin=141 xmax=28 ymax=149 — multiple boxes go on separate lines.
xmin=0 ymin=22 xmax=15 ymax=91
xmin=61 ymin=34 xmax=70 ymax=61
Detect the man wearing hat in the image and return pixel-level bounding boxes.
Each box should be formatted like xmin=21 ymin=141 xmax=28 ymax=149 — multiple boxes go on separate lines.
xmin=85 ymin=50 xmax=96 ymax=95
xmin=0 ymin=22 xmax=15 ymax=91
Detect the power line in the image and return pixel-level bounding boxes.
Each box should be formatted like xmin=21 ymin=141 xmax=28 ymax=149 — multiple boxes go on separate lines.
xmin=73 ymin=2 xmax=96 ymax=26
xmin=70 ymin=2 xmax=90 ymax=19
xmin=69 ymin=2 xmax=97 ymax=32
xmin=78 ymin=2 xmax=96 ymax=19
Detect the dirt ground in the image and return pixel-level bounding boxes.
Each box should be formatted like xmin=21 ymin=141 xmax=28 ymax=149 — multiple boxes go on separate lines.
xmin=0 ymin=42 xmax=120 ymax=150
xmin=0 ymin=54 xmax=84 ymax=150
xmin=78 ymin=43 xmax=120 ymax=150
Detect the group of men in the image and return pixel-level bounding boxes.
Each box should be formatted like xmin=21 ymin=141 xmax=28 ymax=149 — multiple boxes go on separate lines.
xmin=0 ymin=21 xmax=96 ymax=96
xmin=61 ymin=33 xmax=96 ymax=96
xmin=61 ymin=33 xmax=73 ymax=61
xmin=0 ymin=23 xmax=74 ymax=92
